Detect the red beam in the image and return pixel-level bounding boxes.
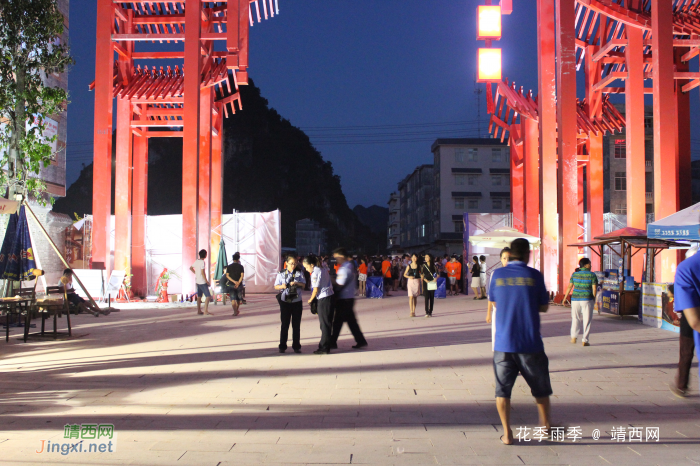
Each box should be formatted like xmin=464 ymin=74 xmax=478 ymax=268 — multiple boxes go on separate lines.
xmin=591 ymin=38 xmax=626 ymax=62
xmin=112 ymin=32 xmax=226 ymax=41
xmin=145 ymin=131 xmax=184 ymax=137
xmin=210 ymin=105 xmax=223 ymax=267
xmin=523 ymin=117 xmax=540 ymax=238
xmin=114 ymin=98 xmax=133 ymax=275
xmin=198 ymin=88 xmax=213 ymax=266
xmin=132 ymin=123 xmax=148 ymax=297
xmin=592 ymin=71 xmax=626 ymax=92
xmin=131 ymin=120 xmax=184 ymax=127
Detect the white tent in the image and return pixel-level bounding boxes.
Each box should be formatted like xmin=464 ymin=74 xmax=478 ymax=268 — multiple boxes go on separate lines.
xmin=647 ymin=202 xmax=700 ymax=241
xmin=468 ymin=227 xmax=541 ymax=249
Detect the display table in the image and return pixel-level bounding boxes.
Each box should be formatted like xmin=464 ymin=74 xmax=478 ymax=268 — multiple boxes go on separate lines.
xmin=435 ymin=277 xmax=447 ymax=299
xmin=600 ymin=289 xmax=639 ymax=317
xmin=366 ymin=277 xmax=384 ymax=298
xmin=24 ymin=295 xmax=71 ymax=341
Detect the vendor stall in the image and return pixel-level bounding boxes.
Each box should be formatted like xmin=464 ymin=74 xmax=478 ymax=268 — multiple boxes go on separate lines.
xmin=568 ymin=228 xmax=685 ymax=318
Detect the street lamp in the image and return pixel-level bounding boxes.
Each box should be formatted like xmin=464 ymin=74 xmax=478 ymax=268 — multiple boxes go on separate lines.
xmin=477 ymin=48 xmax=502 ymax=82
xmin=477 ymin=5 xmax=502 ymax=40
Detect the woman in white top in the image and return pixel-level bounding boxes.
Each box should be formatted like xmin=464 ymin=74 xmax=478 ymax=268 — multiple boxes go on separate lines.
xmin=479 ymin=255 xmax=488 ymax=299
xmin=486 ymin=248 xmax=510 ymax=351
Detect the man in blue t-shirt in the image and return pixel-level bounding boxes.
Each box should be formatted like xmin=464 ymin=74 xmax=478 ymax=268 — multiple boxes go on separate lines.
xmin=488 ymin=238 xmax=552 ymax=445
xmin=672 ymin=252 xmax=700 ymax=394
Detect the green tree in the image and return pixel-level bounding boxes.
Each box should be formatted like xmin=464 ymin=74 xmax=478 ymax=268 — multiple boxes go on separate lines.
xmin=0 ymin=0 xmax=72 ymax=203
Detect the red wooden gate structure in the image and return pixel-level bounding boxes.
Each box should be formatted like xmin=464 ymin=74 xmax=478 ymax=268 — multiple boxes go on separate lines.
xmin=91 ymin=0 xmax=278 ymax=295
xmin=481 ymin=0 xmax=699 ymax=293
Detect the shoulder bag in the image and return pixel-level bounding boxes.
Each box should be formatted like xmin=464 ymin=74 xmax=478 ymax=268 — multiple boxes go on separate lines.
xmin=424 ymin=265 xmax=438 ymax=291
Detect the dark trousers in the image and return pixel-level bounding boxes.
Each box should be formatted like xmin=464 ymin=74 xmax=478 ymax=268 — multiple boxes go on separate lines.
xmin=317 ymin=296 xmax=334 ymax=352
xmin=424 ymin=289 xmax=435 ymax=315
xmin=331 ymin=298 xmax=367 ymax=345
xmin=676 ymin=314 xmax=696 ymax=390
xmin=279 ymin=300 xmax=303 ymax=350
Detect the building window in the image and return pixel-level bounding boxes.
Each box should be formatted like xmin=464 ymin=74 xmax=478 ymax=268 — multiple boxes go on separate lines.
xmin=492 ymin=199 xmax=503 ymax=209
xmin=467 ymin=148 xmax=478 ymax=162
xmin=491 ymin=148 xmax=503 ymax=163
xmin=421 ymin=224 xmax=426 ymax=237
xmin=615 ymin=206 xmax=627 ymax=215
xmin=455 ymin=148 xmax=465 ymax=163
xmin=455 ymin=174 xmax=467 ymax=185
xmin=454 ymin=221 xmax=464 ymax=233
xmin=467 ymin=174 xmax=478 ymax=186
xmin=644 ymin=116 xmax=652 ymax=129
xmin=505 ymin=201 xmax=511 ymax=210
xmin=491 ymin=175 xmax=502 ymax=186
xmin=455 ymin=198 xmax=465 ymax=210
xmin=614 ymin=139 xmax=626 ymax=159
xmin=615 ymin=172 xmax=626 ymax=191
xmin=407 ymin=231 xmax=411 ymax=241
xmin=468 ymin=199 xmax=479 ymax=209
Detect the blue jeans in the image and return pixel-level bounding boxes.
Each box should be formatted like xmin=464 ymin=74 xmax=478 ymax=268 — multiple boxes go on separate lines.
xmin=493 ymin=351 xmax=552 ymax=398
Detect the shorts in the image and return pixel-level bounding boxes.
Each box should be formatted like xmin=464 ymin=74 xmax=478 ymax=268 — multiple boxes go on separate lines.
xmin=196 ymin=284 xmax=212 ymax=298
xmin=229 ymin=286 xmax=243 ymax=302
xmin=471 ymin=277 xmax=481 ymax=288
xmin=358 ymin=273 xmax=367 ymax=282
xmin=449 ymin=277 xmax=457 ymax=285
xmin=493 ymin=351 xmax=553 ymax=399
xmin=67 ymin=293 xmax=85 ymax=306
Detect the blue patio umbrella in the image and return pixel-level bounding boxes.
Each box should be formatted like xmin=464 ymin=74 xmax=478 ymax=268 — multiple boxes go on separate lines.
xmin=0 ymin=205 xmax=37 ymax=281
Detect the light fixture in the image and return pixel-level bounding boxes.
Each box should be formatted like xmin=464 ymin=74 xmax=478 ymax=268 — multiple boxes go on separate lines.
xmin=477 ymin=48 xmax=502 ymax=82
xmin=477 ymin=5 xmax=502 ymax=41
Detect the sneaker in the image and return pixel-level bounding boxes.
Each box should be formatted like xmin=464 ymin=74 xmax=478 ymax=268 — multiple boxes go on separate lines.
xmin=241 ymin=300 xmax=247 ymax=305
xmin=293 ymin=348 xmax=302 ymax=354
xmin=313 ymin=349 xmax=329 ymax=355
xmin=582 ymin=342 xmax=590 ymax=347
xmin=570 ymin=338 xmax=577 ymax=344
xmin=279 ymin=348 xmax=286 ymax=353
xmin=424 ymin=314 xmax=430 ymax=318
xmin=352 ymin=342 xmax=368 ymax=349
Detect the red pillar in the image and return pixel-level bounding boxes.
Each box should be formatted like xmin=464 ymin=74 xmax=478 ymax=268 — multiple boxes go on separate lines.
xmin=114 ymin=98 xmax=133 ymax=274
xmin=652 ymin=0 xmax=678 ymax=281
xmin=510 ymin=126 xmax=524 ymax=233
xmin=625 ymin=27 xmax=646 ymax=280
xmin=555 ymin=0 xmax=578 ymax=294
xmin=182 ymin=0 xmax=202 ymax=294
xmin=578 ymin=163 xmax=585 ymax=243
xmin=198 ymin=88 xmax=213 ymax=271
xmin=675 ymin=48 xmax=692 ymax=210
xmin=523 ymin=117 xmax=540 ymax=237
xmin=584 ymin=45 xmax=604 ymax=269
xmin=587 ymin=133 xmax=604 ymax=269
xmin=132 ymin=113 xmax=148 ymax=297
xmin=210 ymin=105 xmax=224 ymax=262
xmin=92 ymin=0 xmax=114 ymax=272
xmin=537 ymin=0 xmax=558 ymax=290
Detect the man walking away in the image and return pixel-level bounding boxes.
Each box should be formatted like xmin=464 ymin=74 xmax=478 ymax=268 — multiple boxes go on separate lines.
xmin=488 ymin=238 xmax=552 ymax=445
xmin=225 ymin=252 xmax=245 ymax=317
xmin=672 ymin=255 xmax=700 ymax=397
xmin=304 ymin=256 xmax=335 ymax=354
xmin=331 ymin=248 xmax=368 ymax=350
xmin=562 ymin=258 xmax=598 ymax=346
xmin=274 ymin=255 xmax=306 ymax=353
xmin=382 ymin=255 xmax=393 ymax=296
xmin=446 ymin=255 xmax=462 ymax=296
xmin=190 ymin=249 xmax=213 ymax=316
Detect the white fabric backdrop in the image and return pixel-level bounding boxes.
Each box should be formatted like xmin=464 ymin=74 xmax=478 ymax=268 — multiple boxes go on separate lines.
xmin=107 ymin=210 xmax=281 ymax=296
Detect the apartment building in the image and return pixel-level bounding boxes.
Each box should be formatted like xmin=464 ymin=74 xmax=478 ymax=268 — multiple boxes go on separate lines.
xmin=295 ymin=219 xmax=326 ymax=256
xmin=398 ymin=165 xmax=434 ymax=253
xmin=603 ymin=105 xmax=654 ymax=215
xmin=387 ymin=192 xmax=400 ymax=252
xmin=430 ymin=138 xmax=511 ymax=254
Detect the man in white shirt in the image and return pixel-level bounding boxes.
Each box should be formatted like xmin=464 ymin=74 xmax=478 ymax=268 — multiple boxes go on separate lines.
xmin=331 ymin=247 xmax=368 ymax=350
xmin=189 ymin=249 xmax=212 ymax=315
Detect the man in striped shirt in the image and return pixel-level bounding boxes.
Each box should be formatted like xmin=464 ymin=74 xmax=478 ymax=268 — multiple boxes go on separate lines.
xmin=562 ymin=258 xmax=598 ymax=346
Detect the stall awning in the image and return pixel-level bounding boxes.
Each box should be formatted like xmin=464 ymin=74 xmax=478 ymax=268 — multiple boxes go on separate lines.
xmin=647 ymin=202 xmax=700 ymax=241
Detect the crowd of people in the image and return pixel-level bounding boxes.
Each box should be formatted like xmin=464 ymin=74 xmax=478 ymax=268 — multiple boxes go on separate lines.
xmin=186 ymin=240 xmax=700 ymax=445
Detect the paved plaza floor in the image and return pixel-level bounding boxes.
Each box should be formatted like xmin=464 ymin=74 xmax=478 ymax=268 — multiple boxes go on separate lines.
xmin=0 ymin=291 xmax=698 ymax=465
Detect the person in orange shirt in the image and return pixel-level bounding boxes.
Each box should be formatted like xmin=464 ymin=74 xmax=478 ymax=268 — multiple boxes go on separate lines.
xmin=381 ymin=256 xmax=393 ymax=296
xmin=445 ymin=255 xmax=462 ymax=296
xmin=358 ymin=258 xmax=368 ymax=297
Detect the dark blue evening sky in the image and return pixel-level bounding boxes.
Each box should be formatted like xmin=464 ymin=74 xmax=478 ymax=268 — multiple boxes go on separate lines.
xmin=65 ymin=1 xmax=698 ymax=209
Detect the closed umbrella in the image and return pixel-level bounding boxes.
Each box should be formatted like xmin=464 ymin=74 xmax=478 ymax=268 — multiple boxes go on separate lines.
xmin=0 ymin=206 xmax=37 ymax=281
xmin=214 ymin=238 xmax=228 ymax=281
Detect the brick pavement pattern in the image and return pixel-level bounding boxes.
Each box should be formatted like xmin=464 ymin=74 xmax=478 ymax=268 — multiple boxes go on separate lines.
xmin=0 ymin=294 xmax=698 ymax=465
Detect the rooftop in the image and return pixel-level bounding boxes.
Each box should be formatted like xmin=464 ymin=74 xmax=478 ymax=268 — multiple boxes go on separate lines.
xmin=431 ymin=138 xmax=508 ymax=152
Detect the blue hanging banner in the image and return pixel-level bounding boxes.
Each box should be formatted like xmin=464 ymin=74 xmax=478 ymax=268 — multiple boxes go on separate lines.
xmin=0 ymin=206 xmax=36 ymax=281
